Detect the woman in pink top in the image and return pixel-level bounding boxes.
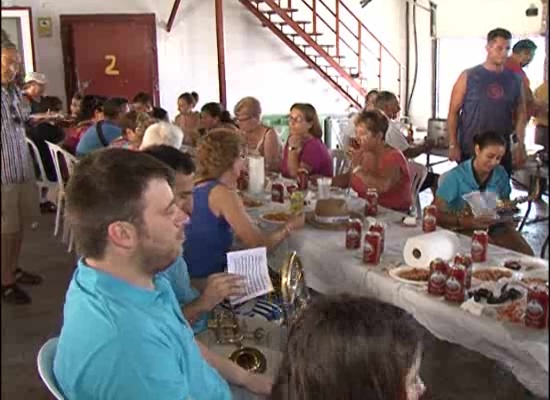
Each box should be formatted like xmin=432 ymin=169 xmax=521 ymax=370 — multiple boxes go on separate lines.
xmin=333 ymin=109 xmax=412 ymax=212
xmin=280 ymin=103 xmax=333 ymax=178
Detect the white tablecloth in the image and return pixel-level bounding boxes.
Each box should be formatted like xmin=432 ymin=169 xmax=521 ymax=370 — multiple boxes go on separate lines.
xmin=250 ymin=200 xmax=549 ymax=397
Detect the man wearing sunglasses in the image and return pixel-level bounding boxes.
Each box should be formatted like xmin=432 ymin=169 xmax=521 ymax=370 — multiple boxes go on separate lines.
xmin=1 ymin=30 xmax=43 ymax=305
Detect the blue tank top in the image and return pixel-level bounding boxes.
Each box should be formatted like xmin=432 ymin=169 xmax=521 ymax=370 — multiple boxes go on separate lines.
xmin=458 ymin=64 xmax=522 ymax=156
xmin=183 ymin=180 xmax=234 ymax=278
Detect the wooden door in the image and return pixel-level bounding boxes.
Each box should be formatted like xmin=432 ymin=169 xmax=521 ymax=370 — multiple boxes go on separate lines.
xmin=61 ymin=14 xmax=159 ymax=105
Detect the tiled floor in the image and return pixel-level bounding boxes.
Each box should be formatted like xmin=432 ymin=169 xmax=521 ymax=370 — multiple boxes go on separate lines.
xmin=1 ymin=186 xmax=548 ymax=399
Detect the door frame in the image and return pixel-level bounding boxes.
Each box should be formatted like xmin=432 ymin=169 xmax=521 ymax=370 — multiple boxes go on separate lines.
xmin=60 ymin=13 xmax=160 ymax=106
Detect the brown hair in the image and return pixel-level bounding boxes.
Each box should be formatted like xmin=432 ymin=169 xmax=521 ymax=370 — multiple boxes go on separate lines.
xmin=234 ymin=96 xmax=262 ymax=117
xmin=119 ymin=111 xmax=156 ymax=140
xmin=354 ymin=109 xmax=389 ymax=140
xmin=290 ymin=103 xmax=323 ymax=139
xmin=271 ymin=295 xmax=421 ymax=400
xmin=65 ymin=149 xmax=175 ymax=259
xmin=195 ymin=129 xmax=244 ymax=181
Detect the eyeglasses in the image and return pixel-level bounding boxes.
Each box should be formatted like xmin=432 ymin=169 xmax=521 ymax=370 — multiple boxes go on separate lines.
xmin=235 ymin=115 xmax=254 ymax=123
xmin=288 ymin=116 xmax=305 ymax=124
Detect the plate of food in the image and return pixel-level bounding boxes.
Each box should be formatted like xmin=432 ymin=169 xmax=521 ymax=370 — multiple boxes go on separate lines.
xmin=260 ymin=211 xmax=292 ymax=225
xmin=502 ymin=259 xmax=547 ymax=272
xmin=472 ymin=267 xmax=514 ymax=283
xmin=389 ymin=266 xmax=430 ymax=286
xmin=241 ymin=196 xmax=264 ymax=209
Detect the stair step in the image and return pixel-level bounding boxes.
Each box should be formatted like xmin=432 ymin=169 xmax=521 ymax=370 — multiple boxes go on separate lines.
xmin=300 ymin=44 xmax=335 ymax=48
xmin=274 ymin=21 xmax=311 ymax=26
xmin=288 ymin=32 xmax=323 ymax=37
xmin=313 ymin=54 xmax=346 ymax=59
xmin=262 ymin=9 xmax=298 ymax=15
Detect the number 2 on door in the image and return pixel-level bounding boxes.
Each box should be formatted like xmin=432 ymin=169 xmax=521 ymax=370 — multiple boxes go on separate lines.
xmin=104 ymin=55 xmax=120 ymax=76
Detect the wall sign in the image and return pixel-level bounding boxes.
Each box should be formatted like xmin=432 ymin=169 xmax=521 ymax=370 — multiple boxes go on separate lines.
xmin=37 ymin=17 xmax=52 ymax=37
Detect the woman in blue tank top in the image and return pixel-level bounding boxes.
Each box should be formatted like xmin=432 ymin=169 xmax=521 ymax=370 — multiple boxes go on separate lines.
xmin=184 ymin=129 xmax=304 ymax=281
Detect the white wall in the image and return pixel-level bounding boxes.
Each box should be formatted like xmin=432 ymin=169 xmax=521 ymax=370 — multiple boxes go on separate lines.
xmin=436 ymin=0 xmax=544 ymax=38
xmin=5 ymin=0 xmax=409 ymax=119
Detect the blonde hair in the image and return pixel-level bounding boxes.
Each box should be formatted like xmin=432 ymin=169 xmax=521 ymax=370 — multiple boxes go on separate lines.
xmin=140 ymin=122 xmax=184 ymax=150
xmin=196 ymin=129 xmax=244 ymax=181
xmin=234 ymin=96 xmax=262 ymax=117
xmin=290 ymin=103 xmax=323 ymax=139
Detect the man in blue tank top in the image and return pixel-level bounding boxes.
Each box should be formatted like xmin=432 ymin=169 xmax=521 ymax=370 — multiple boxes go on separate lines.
xmin=447 ymin=27 xmax=527 ymax=176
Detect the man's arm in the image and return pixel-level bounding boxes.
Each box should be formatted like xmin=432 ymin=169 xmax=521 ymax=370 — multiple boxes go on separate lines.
xmin=197 ymin=341 xmax=272 ymax=395
xmin=447 ymin=71 xmax=467 ymax=161
xmin=514 ymin=84 xmax=528 ymax=145
xmin=403 ymin=142 xmax=430 ymax=159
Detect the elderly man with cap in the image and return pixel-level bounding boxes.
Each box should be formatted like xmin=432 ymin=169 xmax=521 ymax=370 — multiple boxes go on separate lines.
xmin=23 ymin=71 xmax=48 ymax=114
xmin=1 ymin=29 xmax=43 ymax=305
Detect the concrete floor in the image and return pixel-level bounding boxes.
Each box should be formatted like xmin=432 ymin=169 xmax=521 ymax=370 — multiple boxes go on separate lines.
xmin=1 ymin=186 xmax=548 ymax=399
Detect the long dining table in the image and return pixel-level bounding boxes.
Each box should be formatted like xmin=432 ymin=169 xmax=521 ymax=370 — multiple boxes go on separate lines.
xmin=247 ymin=196 xmax=549 ymax=398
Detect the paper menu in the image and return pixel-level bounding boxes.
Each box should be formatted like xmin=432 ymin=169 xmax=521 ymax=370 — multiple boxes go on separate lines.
xmin=226 ymin=247 xmax=274 ymax=305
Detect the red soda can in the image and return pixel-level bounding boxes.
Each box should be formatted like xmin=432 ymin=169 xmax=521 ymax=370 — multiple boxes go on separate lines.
xmin=286 ymin=184 xmax=298 ymax=196
xmin=345 ymin=218 xmax=363 ymax=250
xmin=445 ymin=264 xmax=466 ymax=303
xmin=369 ymin=222 xmax=385 ymax=254
xmin=364 ymin=189 xmax=378 ymax=217
xmin=297 ymin=168 xmax=309 ymax=191
xmin=454 ymin=254 xmax=473 ymax=288
xmin=428 ymin=258 xmax=449 ymax=296
xmin=422 ymin=205 xmax=438 ymax=233
xmin=471 ymin=230 xmax=489 ymax=263
xmin=271 ymin=182 xmax=285 ymax=203
xmin=363 ymin=231 xmax=381 ymax=265
xmin=237 ymin=171 xmax=249 ymax=191
xmin=525 ymin=286 xmax=549 ymax=329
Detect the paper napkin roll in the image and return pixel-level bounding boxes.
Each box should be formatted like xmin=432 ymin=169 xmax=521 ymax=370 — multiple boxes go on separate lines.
xmin=403 ymin=230 xmax=460 ymax=268
xmin=248 ymin=155 xmax=265 ymax=195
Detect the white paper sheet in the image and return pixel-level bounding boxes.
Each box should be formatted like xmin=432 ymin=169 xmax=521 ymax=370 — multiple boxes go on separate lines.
xmin=227 ymin=247 xmax=273 ymax=305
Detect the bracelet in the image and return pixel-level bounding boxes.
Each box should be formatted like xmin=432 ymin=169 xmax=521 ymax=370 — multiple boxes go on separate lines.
xmin=449 ymin=143 xmax=457 ymax=149
xmin=352 ymin=165 xmax=362 ymax=175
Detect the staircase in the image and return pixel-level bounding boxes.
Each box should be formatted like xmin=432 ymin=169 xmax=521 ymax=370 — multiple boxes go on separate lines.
xmin=239 ymin=0 xmax=403 ymax=109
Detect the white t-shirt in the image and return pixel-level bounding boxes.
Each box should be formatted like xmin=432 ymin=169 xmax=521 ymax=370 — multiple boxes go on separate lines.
xmin=385 ymin=119 xmax=410 ymax=152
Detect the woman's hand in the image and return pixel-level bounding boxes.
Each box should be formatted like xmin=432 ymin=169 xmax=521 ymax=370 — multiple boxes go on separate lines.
xmin=287 ymin=134 xmax=303 ymax=149
xmin=347 ymin=146 xmax=363 ymax=168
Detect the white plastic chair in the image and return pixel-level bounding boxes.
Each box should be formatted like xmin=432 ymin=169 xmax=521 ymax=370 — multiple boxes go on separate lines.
xmin=46 ymin=141 xmax=78 ymax=252
xmin=408 ymin=161 xmax=428 ymax=217
xmin=37 ymin=337 xmax=66 ymax=400
xmin=25 ymin=137 xmax=58 ymax=194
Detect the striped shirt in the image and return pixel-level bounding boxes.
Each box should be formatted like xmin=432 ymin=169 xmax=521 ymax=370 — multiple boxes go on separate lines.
xmin=1 ymin=84 xmax=35 ymax=184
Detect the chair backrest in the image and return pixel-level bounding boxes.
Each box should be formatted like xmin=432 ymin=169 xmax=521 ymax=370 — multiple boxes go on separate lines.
xmin=45 ymin=141 xmax=77 ymax=188
xmin=37 ymin=337 xmax=66 ymax=400
xmin=25 ymin=137 xmax=52 ymax=184
xmin=331 ymin=149 xmax=350 ymax=176
xmin=408 ymin=161 xmax=428 ymax=204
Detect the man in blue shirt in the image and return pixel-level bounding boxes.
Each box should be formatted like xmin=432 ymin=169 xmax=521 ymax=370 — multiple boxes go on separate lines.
xmin=54 ymin=149 xmax=272 ymax=399
xmin=75 ymin=97 xmax=128 ymax=156
xmin=143 ymin=145 xmax=245 ymax=333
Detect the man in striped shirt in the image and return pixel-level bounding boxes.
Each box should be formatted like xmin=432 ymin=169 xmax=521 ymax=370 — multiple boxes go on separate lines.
xmin=1 ymin=30 xmax=42 ymax=305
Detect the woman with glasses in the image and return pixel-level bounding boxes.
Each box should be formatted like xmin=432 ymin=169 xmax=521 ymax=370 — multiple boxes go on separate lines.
xmin=183 ymin=129 xmax=304 ymax=288
xmin=271 ymin=295 xmax=426 ymax=400
xmin=280 ymin=103 xmax=333 ymax=178
xmin=234 ymin=96 xmax=281 ymax=172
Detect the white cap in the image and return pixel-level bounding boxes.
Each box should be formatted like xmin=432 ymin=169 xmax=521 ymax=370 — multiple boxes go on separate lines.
xmin=24 ymin=72 xmax=47 ymax=85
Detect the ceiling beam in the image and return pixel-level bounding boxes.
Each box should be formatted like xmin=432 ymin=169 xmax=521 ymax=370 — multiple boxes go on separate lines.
xmin=166 ymin=0 xmax=182 ymax=32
